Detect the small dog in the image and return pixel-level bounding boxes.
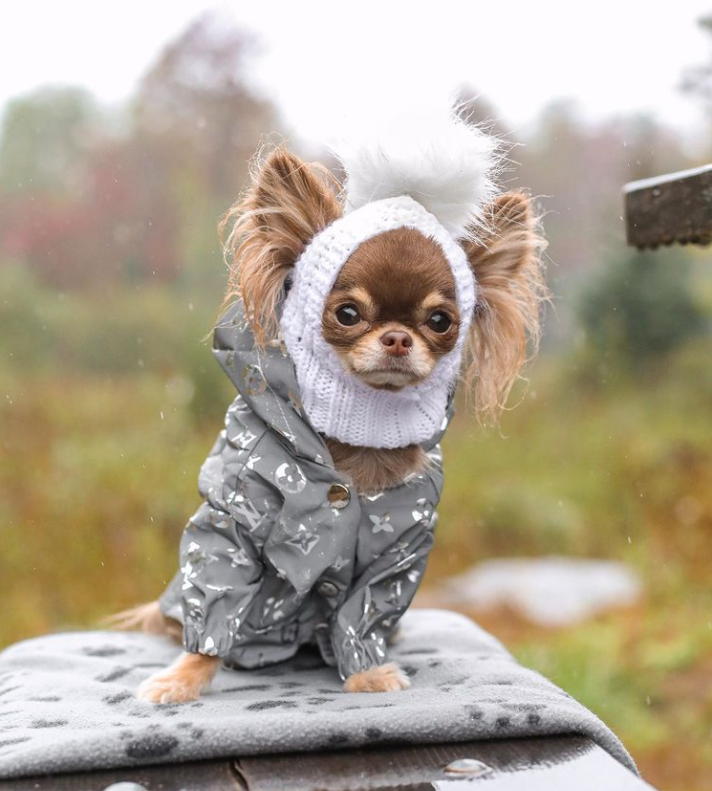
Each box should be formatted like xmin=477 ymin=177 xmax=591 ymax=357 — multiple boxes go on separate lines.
xmin=110 ymin=107 xmax=546 ymax=703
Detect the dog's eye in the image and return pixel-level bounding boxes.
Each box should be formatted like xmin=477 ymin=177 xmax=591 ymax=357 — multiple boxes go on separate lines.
xmin=335 ymin=304 xmax=361 ymax=326
xmin=426 ymin=312 xmax=451 ymax=333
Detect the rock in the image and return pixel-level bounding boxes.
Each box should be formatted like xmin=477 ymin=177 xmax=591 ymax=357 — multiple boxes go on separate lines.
xmin=443 ymin=556 xmax=642 ymax=627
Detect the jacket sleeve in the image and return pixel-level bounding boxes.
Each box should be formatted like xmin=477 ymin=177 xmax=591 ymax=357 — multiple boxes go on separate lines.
xmin=329 ymin=515 xmax=435 ymax=680
xmin=177 ymin=399 xmax=281 ymax=657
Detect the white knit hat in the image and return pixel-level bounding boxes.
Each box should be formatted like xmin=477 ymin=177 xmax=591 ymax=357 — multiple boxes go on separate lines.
xmin=280 ymin=107 xmax=500 ymax=449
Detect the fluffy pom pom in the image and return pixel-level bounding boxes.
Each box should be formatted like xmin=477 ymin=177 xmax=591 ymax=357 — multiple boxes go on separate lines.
xmin=330 ymin=101 xmax=502 ymax=241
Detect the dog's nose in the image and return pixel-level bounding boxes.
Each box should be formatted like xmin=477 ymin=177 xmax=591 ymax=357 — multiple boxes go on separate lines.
xmin=380 ymin=330 xmax=413 ymax=357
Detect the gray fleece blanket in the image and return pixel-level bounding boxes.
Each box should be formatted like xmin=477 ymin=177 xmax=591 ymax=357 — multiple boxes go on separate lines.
xmin=0 ymin=609 xmax=635 ymax=779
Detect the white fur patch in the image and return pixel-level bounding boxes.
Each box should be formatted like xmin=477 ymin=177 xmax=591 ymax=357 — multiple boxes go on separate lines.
xmin=331 ymin=101 xmax=502 ymax=242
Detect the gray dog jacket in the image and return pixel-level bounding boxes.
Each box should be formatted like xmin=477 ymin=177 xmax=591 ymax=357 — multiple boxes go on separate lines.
xmin=160 ymin=300 xmax=451 ymax=680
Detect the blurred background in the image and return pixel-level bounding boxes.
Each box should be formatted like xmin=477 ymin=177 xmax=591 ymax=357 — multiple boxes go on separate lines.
xmin=2 ymin=2 xmax=712 ymax=787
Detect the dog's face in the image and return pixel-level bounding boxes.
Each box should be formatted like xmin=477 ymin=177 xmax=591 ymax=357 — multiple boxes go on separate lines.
xmin=224 ymin=147 xmax=544 ymax=424
xmin=321 ymin=228 xmax=460 ymax=390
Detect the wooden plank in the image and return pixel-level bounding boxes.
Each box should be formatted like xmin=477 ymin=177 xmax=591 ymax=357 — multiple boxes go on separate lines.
xmin=0 ymin=759 xmax=240 ymax=791
xmin=234 ymin=736 xmax=655 ymax=791
xmin=624 ymin=163 xmax=712 ymax=249
xmin=0 ymin=737 xmax=656 ymax=790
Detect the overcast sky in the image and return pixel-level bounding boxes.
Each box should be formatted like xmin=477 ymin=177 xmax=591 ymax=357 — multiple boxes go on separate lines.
xmin=2 ymin=1 xmax=712 ymax=148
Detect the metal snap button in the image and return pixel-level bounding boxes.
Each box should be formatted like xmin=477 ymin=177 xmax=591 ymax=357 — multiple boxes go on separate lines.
xmin=317 ymin=580 xmax=339 ymax=598
xmin=327 ymin=483 xmax=350 ymax=509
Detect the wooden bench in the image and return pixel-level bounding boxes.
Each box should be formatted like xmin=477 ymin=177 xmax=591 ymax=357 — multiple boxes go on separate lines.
xmin=1 ymin=735 xmax=654 ymax=790
xmin=625 ymin=163 xmax=712 ymax=249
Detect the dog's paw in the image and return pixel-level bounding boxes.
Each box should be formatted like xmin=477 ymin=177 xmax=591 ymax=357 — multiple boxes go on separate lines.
xmin=136 ymin=671 xmax=202 ymax=704
xmin=343 ymin=662 xmax=410 ymax=693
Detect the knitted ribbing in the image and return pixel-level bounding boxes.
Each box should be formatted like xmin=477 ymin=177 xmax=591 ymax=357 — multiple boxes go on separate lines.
xmin=280 ymin=195 xmax=476 ymax=449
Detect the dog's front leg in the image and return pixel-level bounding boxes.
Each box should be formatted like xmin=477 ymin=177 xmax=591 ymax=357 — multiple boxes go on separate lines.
xmin=137 ymin=652 xmax=220 ymax=704
xmin=343 ymin=662 xmax=411 ymax=693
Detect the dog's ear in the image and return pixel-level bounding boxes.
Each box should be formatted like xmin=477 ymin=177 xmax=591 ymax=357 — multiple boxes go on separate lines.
xmin=221 ymin=147 xmax=342 ymax=345
xmin=462 ymin=191 xmax=547 ymax=423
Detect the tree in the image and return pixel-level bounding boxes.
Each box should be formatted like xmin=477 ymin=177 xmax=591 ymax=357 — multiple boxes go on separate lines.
xmin=0 ymin=87 xmax=100 ymax=195
xmin=131 ymin=12 xmax=281 ymax=294
xmin=0 ymin=12 xmax=280 ymax=293
xmin=133 ymin=11 xmax=280 ymax=201
xmin=681 ymin=15 xmax=712 ymax=112
xmin=577 ymin=249 xmax=706 ymax=369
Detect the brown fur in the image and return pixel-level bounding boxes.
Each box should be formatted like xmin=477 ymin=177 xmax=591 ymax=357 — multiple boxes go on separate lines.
xmin=463 ymin=192 xmax=548 ymax=423
xmin=326 ymin=439 xmax=428 ymax=494
xmin=220 ymin=146 xmax=342 ymax=346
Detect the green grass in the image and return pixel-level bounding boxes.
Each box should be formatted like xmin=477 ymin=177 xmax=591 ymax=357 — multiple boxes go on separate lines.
xmin=429 ymin=352 xmax=712 ymax=789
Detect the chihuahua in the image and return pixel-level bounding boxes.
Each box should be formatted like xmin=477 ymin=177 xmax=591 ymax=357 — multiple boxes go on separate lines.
xmin=110 ymin=110 xmax=546 ymax=703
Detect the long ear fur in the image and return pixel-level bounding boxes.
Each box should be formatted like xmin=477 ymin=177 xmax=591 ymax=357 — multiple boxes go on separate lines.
xmin=463 ymin=191 xmax=548 ymax=423
xmin=220 ymin=146 xmax=342 ymax=345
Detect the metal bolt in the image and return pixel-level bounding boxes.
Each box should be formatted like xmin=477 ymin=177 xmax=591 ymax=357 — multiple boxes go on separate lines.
xmin=443 ymin=758 xmax=494 ymax=778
